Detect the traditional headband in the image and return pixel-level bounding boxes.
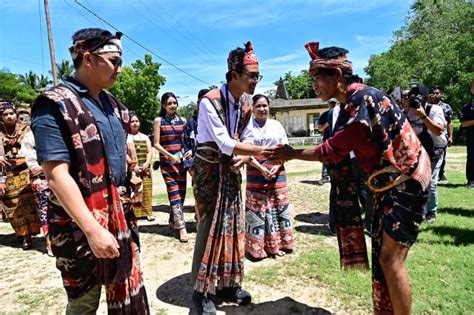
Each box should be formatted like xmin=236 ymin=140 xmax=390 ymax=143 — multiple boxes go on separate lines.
xmin=304 ymin=41 xmax=353 ymax=76
xmin=69 ymin=32 xmax=123 ymax=60
xmin=0 ymin=101 xmax=16 ymax=116
xmin=227 ymin=41 xmax=259 ymax=71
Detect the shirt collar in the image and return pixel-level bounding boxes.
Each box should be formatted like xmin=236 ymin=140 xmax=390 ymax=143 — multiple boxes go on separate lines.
xmin=64 ymin=77 xmax=106 ymax=99
xmin=220 ymin=84 xmax=237 ymax=108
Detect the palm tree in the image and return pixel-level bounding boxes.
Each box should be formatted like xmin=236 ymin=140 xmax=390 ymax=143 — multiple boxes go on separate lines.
xmin=38 ymin=74 xmax=52 ymax=91
xmin=19 ymin=71 xmax=39 ymax=90
xmin=55 ymin=60 xmax=74 ymax=81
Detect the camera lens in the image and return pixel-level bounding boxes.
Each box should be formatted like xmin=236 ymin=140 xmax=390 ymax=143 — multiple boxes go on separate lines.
xmin=408 ymin=97 xmax=420 ymax=108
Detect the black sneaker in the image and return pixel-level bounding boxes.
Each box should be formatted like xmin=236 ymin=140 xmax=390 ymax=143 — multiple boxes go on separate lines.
xmin=216 ymin=287 xmax=251 ymax=305
xmin=468 ymin=181 xmax=474 ymax=189
xmin=192 ymin=291 xmax=216 ymax=315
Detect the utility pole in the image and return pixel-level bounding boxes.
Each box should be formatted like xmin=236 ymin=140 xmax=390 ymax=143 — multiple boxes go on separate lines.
xmin=44 ymin=0 xmax=58 ymax=85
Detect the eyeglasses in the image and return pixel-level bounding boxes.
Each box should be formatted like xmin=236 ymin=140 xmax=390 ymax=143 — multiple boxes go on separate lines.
xmin=93 ymin=53 xmax=122 ymax=69
xmin=242 ymin=72 xmax=263 ymax=82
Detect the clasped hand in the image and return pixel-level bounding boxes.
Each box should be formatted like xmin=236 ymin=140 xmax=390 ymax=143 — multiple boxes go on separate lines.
xmin=262 ymin=144 xmax=294 ymax=164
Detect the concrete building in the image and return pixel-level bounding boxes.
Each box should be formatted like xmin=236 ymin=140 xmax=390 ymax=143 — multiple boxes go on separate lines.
xmin=270 ymin=78 xmax=328 ymax=137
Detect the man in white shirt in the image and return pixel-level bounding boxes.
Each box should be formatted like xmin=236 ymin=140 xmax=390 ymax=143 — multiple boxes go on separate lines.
xmin=191 ymin=42 xmax=266 ymax=315
xmin=406 ymin=84 xmax=447 ymax=224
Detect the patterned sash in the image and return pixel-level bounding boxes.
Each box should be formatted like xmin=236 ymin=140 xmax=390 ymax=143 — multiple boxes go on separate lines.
xmin=192 ymin=88 xmax=252 ymax=294
xmin=33 ymin=84 xmax=149 ymax=314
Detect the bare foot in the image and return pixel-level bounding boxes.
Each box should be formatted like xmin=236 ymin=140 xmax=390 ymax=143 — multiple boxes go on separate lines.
xmin=179 ymin=229 xmax=188 ymax=243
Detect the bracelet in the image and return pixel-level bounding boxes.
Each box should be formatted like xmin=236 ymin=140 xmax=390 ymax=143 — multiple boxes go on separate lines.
xmin=247 ymin=156 xmax=254 ymax=164
xmin=421 ymin=115 xmax=428 ymax=120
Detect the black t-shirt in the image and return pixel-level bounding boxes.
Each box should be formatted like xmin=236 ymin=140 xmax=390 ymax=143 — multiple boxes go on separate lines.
xmin=318 ymin=110 xmax=330 ymax=140
xmin=460 ymin=102 xmax=474 ymax=140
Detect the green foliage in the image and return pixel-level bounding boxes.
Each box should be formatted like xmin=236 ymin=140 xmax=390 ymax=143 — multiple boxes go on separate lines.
xmin=365 ymin=0 xmax=474 ymax=111
xmin=247 ymin=147 xmax=473 ymax=313
xmin=110 ymin=54 xmax=166 ymax=134
xmin=177 ymin=101 xmax=197 ymax=120
xmin=56 ymin=60 xmax=74 ymax=81
xmin=275 ymin=70 xmax=316 ymax=99
xmin=0 ymin=70 xmax=39 ymax=104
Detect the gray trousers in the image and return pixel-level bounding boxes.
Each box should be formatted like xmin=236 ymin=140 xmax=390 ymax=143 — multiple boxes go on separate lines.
xmin=191 ymin=213 xmax=214 ymax=286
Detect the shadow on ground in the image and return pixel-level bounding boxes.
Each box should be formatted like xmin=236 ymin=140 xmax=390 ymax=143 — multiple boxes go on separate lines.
xmin=437 ymin=183 xmax=468 ymax=188
xmin=437 ymin=207 xmax=474 ymax=218
xmin=422 ymin=225 xmax=474 ymax=246
xmin=152 ymin=205 xmax=196 ymax=214
xmin=156 ymin=273 xmax=332 ymax=315
xmin=0 ymin=232 xmax=48 ymax=254
xmin=295 ymin=212 xmax=329 ymax=225
xmin=295 ymin=225 xmax=333 ymax=237
xmin=138 ymin=222 xmax=197 ymax=238
xmin=300 ymin=180 xmax=328 ymax=187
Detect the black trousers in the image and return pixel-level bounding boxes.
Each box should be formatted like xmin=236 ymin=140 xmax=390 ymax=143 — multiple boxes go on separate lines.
xmin=467 ymin=136 xmax=474 ymax=182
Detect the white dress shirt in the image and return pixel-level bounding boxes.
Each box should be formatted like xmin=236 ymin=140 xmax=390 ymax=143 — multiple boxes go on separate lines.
xmin=196 ymin=84 xmax=252 ymax=155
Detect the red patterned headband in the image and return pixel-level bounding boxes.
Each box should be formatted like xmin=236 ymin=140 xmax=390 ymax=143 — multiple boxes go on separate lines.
xmin=228 ymin=41 xmax=259 ymax=71
xmin=305 ymin=41 xmax=353 ymax=76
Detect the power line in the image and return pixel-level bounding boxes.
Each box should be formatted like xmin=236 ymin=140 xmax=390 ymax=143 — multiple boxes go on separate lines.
xmin=121 ymin=0 xmax=216 ymax=70
xmin=148 ymin=0 xmax=220 ymax=61
xmin=64 ymin=0 xmax=200 ymax=91
xmin=0 ymin=55 xmax=45 ymax=67
xmin=73 ymin=0 xmax=212 ymax=86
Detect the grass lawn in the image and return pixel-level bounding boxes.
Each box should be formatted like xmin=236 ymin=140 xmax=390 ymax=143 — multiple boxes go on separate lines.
xmin=246 ymin=146 xmax=474 ymax=313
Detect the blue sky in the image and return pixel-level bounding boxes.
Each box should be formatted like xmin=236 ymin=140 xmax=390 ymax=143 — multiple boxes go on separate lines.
xmin=0 ymin=0 xmax=413 ymax=101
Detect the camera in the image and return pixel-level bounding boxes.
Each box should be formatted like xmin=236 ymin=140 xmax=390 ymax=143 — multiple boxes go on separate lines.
xmin=408 ymin=83 xmax=428 ymax=109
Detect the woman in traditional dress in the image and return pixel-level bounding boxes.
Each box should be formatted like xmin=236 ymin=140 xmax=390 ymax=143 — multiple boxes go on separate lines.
xmin=265 ymin=43 xmax=431 ymax=314
xmin=127 ymin=113 xmax=154 ymax=221
xmin=0 ymin=102 xmax=40 ymax=250
xmin=153 ymin=92 xmax=189 ymax=242
xmin=19 ymin=129 xmax=53 ymax=256
xmin=244 ymin=94 xmax=295 ymax=259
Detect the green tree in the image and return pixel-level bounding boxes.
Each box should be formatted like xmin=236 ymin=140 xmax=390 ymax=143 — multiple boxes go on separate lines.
xmin=56 ymin=60 xmax=74 ymax=81
xmin=365 ymin=0 xmax=474 ymax=111
xmin=275 ymin=70 xmax=316 ymax=99
xmin=177 ymin=101 xmax=197 ymax=120
xmin=0 ymin=70 xmax=38 ymax=104
xmin=110 ymin=54 xmax=166 ymax=134
xmin=19 ymin=71 xmax=39 ymax=90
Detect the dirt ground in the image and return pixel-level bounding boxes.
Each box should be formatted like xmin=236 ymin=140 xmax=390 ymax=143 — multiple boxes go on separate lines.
xmin=0 ymin=160 xmax=355 ymax=314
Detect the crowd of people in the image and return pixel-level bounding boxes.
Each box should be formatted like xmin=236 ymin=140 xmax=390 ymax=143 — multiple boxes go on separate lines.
xmin=0 ymin=27 xmax=473 ymax=315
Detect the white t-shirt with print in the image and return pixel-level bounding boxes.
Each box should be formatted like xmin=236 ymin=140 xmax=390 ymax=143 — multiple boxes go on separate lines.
xmin=407 ymin=104 xmax=447 ymax=148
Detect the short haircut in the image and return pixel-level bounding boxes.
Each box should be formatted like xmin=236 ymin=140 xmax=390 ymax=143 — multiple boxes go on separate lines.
xmin=197 ymin=88 xmax=210 ymax=100
xmin=71 ymin=28 xmax=113 ymax=69
xmin=225 ymin=47 xmax=245 ymax=82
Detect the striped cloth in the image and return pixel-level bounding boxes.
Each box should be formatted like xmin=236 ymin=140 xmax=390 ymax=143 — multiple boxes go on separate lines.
xmin=245 ymin=158 xmax=295 ymax=259
xmin=159 ymin=116 xmax=187 ymax=230
xmin=128 ymin=133 xmax=153 ymax=218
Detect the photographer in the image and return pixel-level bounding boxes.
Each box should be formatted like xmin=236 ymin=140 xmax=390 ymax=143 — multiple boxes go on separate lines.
xmin=406 ymin=83 xmax=447 ymax=224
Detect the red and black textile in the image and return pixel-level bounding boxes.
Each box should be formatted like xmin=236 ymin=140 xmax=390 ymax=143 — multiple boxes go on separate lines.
xmin=33 ymin=84 xmax=149 ymax=314
xmin=332 ymin=157 xmax=369 ymax=269
xmin=192 ymin=88 xmax=252 ymax=294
